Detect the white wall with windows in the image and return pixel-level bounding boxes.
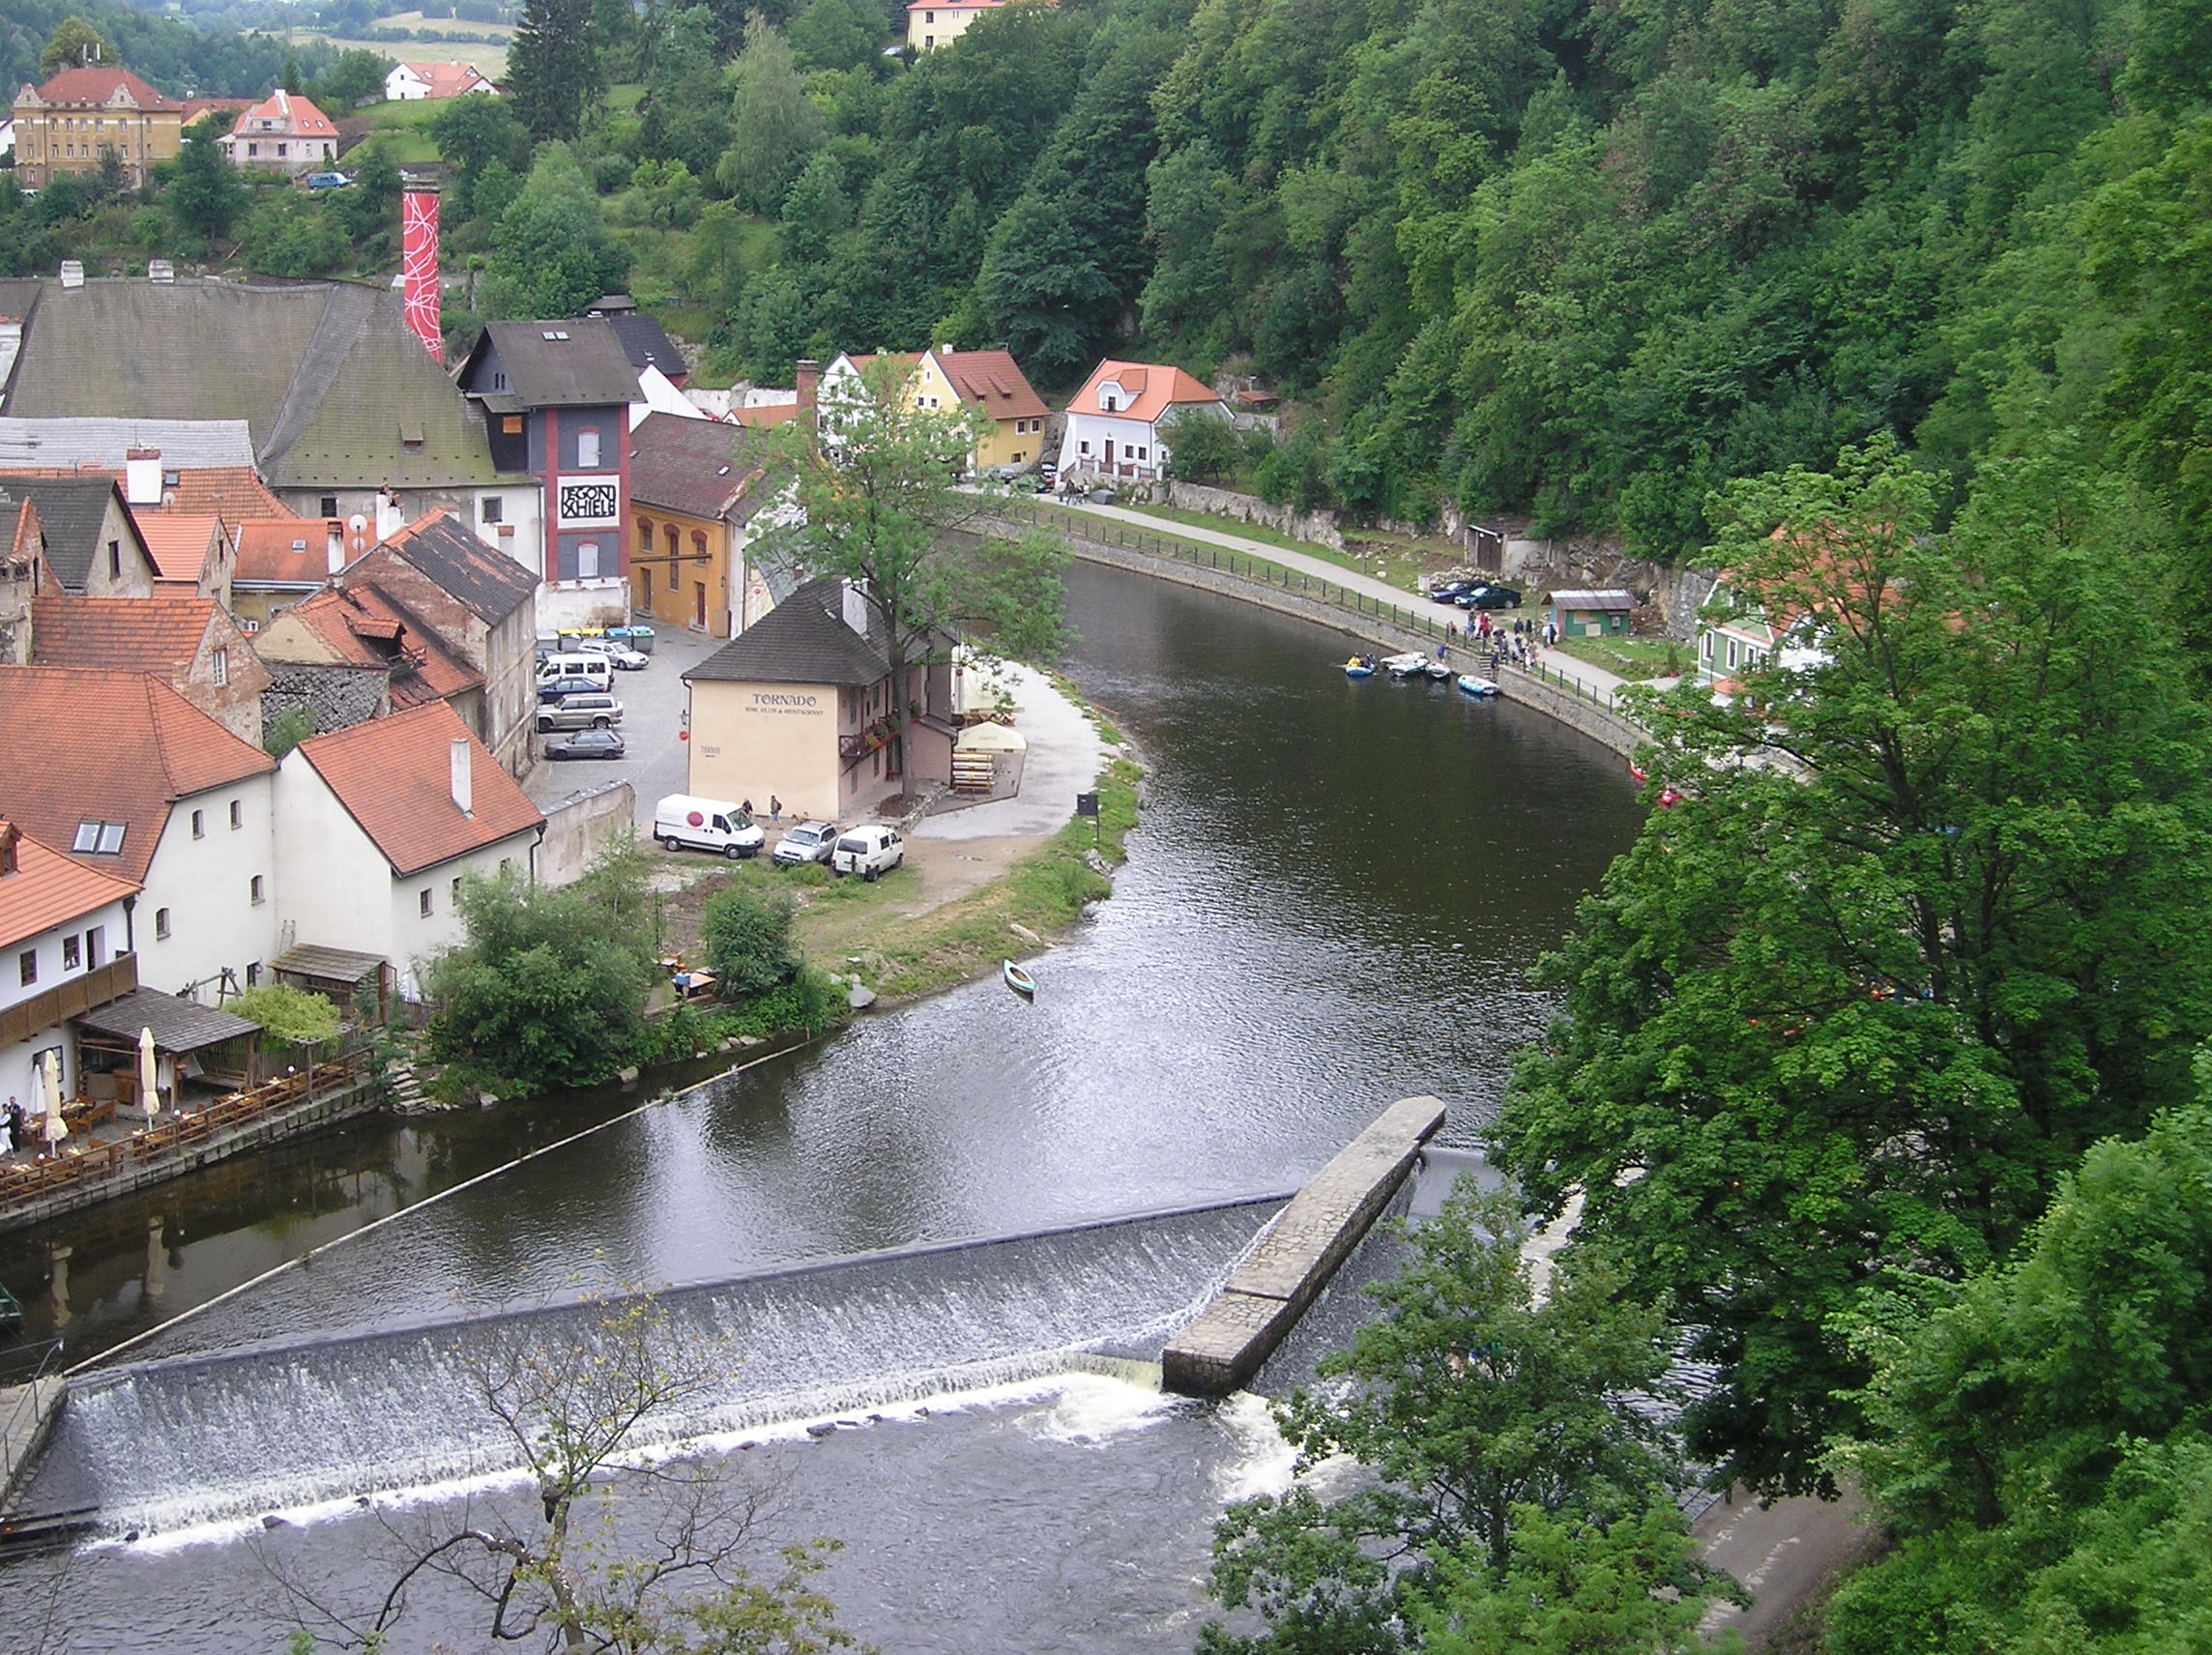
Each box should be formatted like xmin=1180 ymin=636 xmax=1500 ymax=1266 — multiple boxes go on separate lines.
xmin=130 ymin=774 xmax=283 ymax=1002
xmin=2 ymin=887 xmax=133 ymax=1114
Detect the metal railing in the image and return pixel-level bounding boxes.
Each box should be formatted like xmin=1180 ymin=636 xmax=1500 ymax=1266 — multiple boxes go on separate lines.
xmin=992 ymin=500 xmax=1644 ymax=723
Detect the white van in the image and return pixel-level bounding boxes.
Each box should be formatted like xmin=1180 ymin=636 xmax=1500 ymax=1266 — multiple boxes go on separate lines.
xmin=654 ymin=795 xmax=766 ymax=858
xmin=538 ymin=653 xmax=613 ymax=691
xmin=830 ymin=824 xmax=904 ymax=880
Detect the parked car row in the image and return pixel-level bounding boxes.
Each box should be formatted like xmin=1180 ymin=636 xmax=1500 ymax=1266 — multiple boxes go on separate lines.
xmin=1428 ymin=579 xmax=1523 ymax=610
xmin=650 ymin=796 xmax=906 ymax=879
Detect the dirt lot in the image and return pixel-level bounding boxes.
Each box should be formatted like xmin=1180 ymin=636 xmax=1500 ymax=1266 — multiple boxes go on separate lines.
xmin=649 ymin=830 xmax=1053 ymax=967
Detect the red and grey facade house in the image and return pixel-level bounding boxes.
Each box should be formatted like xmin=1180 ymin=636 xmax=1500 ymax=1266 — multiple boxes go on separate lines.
xmin=456 ymin=321 xmax=642 ymax=631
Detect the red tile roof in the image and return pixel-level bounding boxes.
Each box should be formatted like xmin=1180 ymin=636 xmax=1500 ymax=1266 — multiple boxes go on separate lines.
xmin=274 ymin=585 xmax=481 ymax=708
xmin=295 ymin=701 xmax=541 ymax=876
xmin=399 ymin=62 xmax=500 ymax=98
xmin=0 ymin=668 xmax=274 ymax=884
xmin=227 ymin=90 xmax=336 ymax=137
xmin=932 ymin=349 xmax=1047 ymax=421
xmin=30 ymin=66 xmax=182 ymax=112
xmin=232 ymin=516 xmax=333 ymax=588
xmin=29 ymin=595 xmax=259 ymax=687
xmin=133 ymin=512 xmax=222 ymax=583
xmin=146 ymin=467 xmax=291 ymax=528
xmin=1067 ymin=360 xmax=1223 ymax=424
xmin=0 ymin=823 xmax=140 ymax=952
xmin=180 ymin=97 xmax=253 ymax=127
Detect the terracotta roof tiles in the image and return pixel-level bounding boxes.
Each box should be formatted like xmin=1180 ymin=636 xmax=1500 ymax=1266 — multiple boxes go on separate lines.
xmin=0 ymin=668 xmax=274 ymax=885
xmin=294 ymin=701 xmax=541 ymax=876
xmin=272 ymin=585 xmax=481 ymax=708
xmin=232 ymin=516 xmax=333 ymax=587
xmin=0 ymin=824 xmax=140 ymax=953
xmin=29 ymin=595 xmax=265 ymax=700
xmin=1067 ymin=360 xmax=1224 ymax=424
xmin=29 ymin=66 xmax=181 ymax=112
xmin=133 ymin=512 xmax=222 ymax=583
xmin=933 ymin=349 xmax=1047 ymax=421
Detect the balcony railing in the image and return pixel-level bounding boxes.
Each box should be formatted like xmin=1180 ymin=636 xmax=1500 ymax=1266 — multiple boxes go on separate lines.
xmin=0 ymin=953 xmax=137 ymax=1050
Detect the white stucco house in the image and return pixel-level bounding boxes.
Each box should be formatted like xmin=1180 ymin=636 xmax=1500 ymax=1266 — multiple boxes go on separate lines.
xmin=384 ymin=62 xmax=501 ymax=102
xmin=0 ymin=820 xmax=139 ymax=1117
xmin=0 ymin=668 xmax=280 ymax=1006
xmin=274 ymin=701 xmax=545 ymax=999
xmin=1055 ymin=359 xmax=1231 ymax=485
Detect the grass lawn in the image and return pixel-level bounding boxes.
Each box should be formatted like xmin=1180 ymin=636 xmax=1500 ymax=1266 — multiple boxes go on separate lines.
xmin=1550 ymin=634 xmax=1687 ymax=682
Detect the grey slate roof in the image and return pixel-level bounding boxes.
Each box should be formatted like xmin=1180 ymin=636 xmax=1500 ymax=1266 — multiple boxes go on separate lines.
xmin=626 ymin=413 xmax=776 ymax=520
xmin=77 ymin=987 xmax=260 ymax=1053
xmin=365 ymin=508 xmax=538 ymax=627
xmin=464 ymin=320 xmax=641 ymax=408
xmin=0 ymin=417 xmax=256 ymax=471
xmin=0 ymin=475 xmax=134 ymax=590
xmin=2 ymin=277 xmax=508 ymax=491
xmin=684 ymin=577 xmax=893 ymax=688
xmin=600 ymin=312 xmax=684 ymax=380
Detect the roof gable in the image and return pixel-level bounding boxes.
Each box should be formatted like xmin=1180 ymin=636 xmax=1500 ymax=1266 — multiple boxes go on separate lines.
xmin=262 ymin=584 xmax=481 ymax=707
xmin=684 ymin=577 xmax=897 ymax=688
xmin=2 ymin=279 xmax=503 ymax=492
xmin=0 ymin=668 xmax=274 ymax=884
xmin=461 ymin=321 xmax=642 ymax=409
xmin=293 ymin=700 xmax=541 ymax=876
xmin=29 ymin=594 xmax=256 ymax=682
xmin=29 ymin=66 xmax=181 ymax=112
xmin=1068 ymin=359 xmax=1224 ymax=424
xmin=133 ymin=512 xmax=223 ymax=583
xmin=626 ymin=414 xmax=776 ymax=519
xmin=0 ymin=475 xmax=145 ymax=589
xmin=932 ymin=349 xmax=1047 ymax=421
xmin=359 ymin=508 xmax=538 ymax=627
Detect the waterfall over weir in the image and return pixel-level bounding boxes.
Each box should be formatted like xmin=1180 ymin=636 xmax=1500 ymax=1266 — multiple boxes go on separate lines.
xmin=19 ymin=1196 xmax=1288 ymax=1537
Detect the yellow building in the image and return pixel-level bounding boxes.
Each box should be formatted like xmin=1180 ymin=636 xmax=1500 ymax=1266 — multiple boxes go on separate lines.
xmin=12 ymin=63 xmax=184 ymax=190
xmin=627 ymin=414 xmax=783 ymax=640
xmin=822 ymin=347 xmax=1051 ymax=475
xmin=905 ymin=0 xmax=1019 ymax=50
xmin=681 ymin=577 xmax=956 ymax=824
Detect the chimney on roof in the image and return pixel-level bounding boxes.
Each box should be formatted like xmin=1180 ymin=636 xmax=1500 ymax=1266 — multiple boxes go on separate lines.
xmin=59 ymin=261 xmax=84 ymax=290
xmin=450 ymin=738 xmax=474 ymax=819
xmin=797 ymin=359 xmax=819 ymax=413
xmin=148 ymin=259 xmax=174 ymax=283
xmin=327 ymin=520 xmax=345 ymax=573
xmin=939 ymin=343 xmax=955 ymax=358
xmin=841 ymin=578 xmax=869 ymax=638
xmin=124 ymin=449 xmax=161 ymax=506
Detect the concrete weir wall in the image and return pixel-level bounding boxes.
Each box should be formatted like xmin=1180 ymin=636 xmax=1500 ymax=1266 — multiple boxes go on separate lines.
xmin=1162 ymin=1095 xmax=1446 ymax=1395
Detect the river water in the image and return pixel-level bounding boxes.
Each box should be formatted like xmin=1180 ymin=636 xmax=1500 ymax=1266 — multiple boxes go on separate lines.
xmin=0 ymin=561 xmax=1642 ymax=1651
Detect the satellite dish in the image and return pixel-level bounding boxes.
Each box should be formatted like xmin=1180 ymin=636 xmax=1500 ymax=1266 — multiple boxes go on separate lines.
xmin=349 ymin=514 xmax=367 ymax=533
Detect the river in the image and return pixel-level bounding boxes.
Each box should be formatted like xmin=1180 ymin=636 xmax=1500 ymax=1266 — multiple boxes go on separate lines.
xmin=0 ymin=560 xmax=1643 ymax=1650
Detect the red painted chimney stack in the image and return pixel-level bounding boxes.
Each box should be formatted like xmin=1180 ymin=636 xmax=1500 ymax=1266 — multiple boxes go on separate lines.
xmin=401 ymin=184 xmax=442 ymax=360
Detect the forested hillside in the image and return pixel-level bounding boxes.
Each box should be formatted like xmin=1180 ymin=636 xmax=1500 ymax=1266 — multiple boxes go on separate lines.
xmin=668 ymin=0 xmax=2212 ymax=564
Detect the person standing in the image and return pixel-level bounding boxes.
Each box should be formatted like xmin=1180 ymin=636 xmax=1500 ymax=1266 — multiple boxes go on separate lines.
xmin=770 ymin=796 xmax=783 ymax=824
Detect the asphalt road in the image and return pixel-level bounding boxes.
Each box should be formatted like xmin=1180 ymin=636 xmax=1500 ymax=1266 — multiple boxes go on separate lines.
xmin=525 ymin=624 xmax=725 ymax=827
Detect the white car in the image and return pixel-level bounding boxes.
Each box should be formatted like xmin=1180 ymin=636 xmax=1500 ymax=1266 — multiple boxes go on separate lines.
xmin=829 ymin=824 xmax=904 ymax=881
xmin=576 ymin=637 xmax=649 ymax=670
xmin=771 ymin=821 xmax=841 ymax=866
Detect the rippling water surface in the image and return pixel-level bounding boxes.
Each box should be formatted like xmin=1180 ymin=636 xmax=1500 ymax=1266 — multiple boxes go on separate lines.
xmin=0 ymin=562 xmax=1643 ymax=1650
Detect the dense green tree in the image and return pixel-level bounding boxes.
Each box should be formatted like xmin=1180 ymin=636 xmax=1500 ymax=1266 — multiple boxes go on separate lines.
xmin=1161 ymin=407 xmax=1237 ymax=483
xmin=306 ymin=45 xmax=390 ymax=111
xmin=507 ymin=0 xmax=600 ymax=143
xmin=636 ymin=4 xmax=731 ymax=178
xmin=700 ymin=883 xmax=800 ymax=996
xmin=422 ymin=848 xmax=656 ymax=1098
xmin=479 ymin=141 xmax=631 ymax=318
xmin=165 ymin=110 xmax=247 ymax=246
xmin=786 ymin=0 xmax=883 ymax=73
xmin=759 ymin=357 xmax=1069 ymax=798
xmin=427 ymin=92 xmax=535 ymax=221
xmin=1826 ymin=1088 xmax=2212 ymax=1653
xmin=39 ymin=15 xmax=113 ymax=74
xmin=716 ymin=13 xmax=824 ymax=213
xmin=1493 ymin=437 xmax=2212 ymax=1495
xmin=1201 ymin=1186 xmax=1731 ymax=1655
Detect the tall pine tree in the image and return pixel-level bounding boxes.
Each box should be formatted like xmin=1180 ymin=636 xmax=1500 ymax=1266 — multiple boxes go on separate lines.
xmin=508 ymin=0 xmax=600 ymax=144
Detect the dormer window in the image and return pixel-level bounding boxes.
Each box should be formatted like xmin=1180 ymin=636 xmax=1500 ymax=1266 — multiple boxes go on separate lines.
xmin=72 ymin=820 xmax=126 ymax=855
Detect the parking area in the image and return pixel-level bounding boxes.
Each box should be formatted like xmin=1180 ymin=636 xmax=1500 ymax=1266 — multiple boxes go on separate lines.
xmin=525 ymin=624 xmax=725 ymax=827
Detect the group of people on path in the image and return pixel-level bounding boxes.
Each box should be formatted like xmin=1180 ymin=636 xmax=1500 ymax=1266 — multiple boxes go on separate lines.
xmin=1438 ymin=613 xmax=1557 ymax=674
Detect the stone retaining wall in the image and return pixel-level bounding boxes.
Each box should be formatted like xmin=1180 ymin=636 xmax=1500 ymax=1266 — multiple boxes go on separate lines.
xmin=538 ymin=779 xmax=636 ymax=889
xmin=1049 ymin=533 xmax=1644 ymax=760
xmin=1163 ymin=1095 xmax=1446 ymax=1395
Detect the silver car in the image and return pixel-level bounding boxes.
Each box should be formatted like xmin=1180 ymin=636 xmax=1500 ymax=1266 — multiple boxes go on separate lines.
xmin=771 ymin=821 xmax=841 ymax=866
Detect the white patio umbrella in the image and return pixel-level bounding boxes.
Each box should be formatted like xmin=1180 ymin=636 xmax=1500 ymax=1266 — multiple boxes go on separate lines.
xmin=138 ymin=1026 xmax=160 ymax=1121
xmin=40 ymin=1052 xmax=68 ymax=1149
